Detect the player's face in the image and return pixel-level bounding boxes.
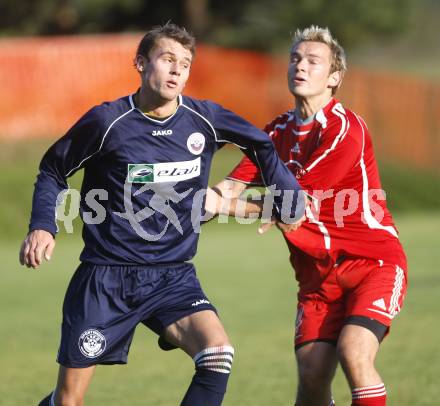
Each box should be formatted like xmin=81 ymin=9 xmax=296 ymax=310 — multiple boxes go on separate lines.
xmin=287 ymin=41 xmax=340 ymax=99
xmin=141 ymin=37 xmax=192 ymax=102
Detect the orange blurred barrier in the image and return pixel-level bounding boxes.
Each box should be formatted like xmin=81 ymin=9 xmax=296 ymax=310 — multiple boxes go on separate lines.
xmin=0 ymin=34 xmax=439 ymax=170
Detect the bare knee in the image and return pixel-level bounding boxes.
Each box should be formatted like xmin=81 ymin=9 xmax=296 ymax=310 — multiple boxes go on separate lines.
xmin=337 ymin=339 xmax=375 ymax=369
xmin=298 ymin=357 xmax=335 ymax=390
xmin=337 ymin=324 xmax=382 ymax=388
xmin=198 ymin=328 xmax=231 ymax=349
xmin=337 ymin=325 xmax=378 ymax=368
xmin=296 ymin=342 xmax=338 ymax=391
xmin=296 ymin=348 xmax=337 ymax=406
xmin=164 ymin=310 xmax=231 ymax=356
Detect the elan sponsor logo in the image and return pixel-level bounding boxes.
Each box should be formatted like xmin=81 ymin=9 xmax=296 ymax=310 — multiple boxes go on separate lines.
xmin=128 ymin=165 xmax=154 ymax=183
xmin=128 ymin=158 xmax=201 ymax=183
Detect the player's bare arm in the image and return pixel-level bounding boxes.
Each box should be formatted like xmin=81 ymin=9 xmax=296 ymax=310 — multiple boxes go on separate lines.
xmin=19 ymin=229 xmax=55 ymax=269
xmin=206 ymin=179 xmax=305 ymax=232
xmin=205 ymin=179 xmax=247 ymax=217
xmin=205 ymin=179 xmax=258 ymax=217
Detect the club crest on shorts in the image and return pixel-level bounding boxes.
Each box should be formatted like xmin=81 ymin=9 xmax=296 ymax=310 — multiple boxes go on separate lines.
xmin=187 ymin=132 xmax=205 ymax=155
xmin=78 ymin=329 xmax=106 ymax=358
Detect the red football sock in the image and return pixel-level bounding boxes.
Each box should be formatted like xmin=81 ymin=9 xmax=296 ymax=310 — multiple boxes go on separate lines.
xmin=351 ymin=383 xmax=386 ymax=405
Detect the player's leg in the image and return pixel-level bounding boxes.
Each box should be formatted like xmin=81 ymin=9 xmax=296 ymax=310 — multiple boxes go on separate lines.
xmin=337 ymin=322 xmax=386 ymax=406
xmin=337 ymin=260 xmax=407 ymax=405
xmin=144 ymin=263 xmax=233 ymax=406
xmin=163 ymin=309 xmax=233 ymax=406
xmin=291 ymin=250 xmax=345 ymax=406
xmin=55 ymin=366 xmax=96 ymax=405
xmin=295 ymin=341 xmax=338 ymax=406
xmin=39 ymin=366 xmax=96 ymax=406
xmin=293 ymin=297 xmax=345 ymax=406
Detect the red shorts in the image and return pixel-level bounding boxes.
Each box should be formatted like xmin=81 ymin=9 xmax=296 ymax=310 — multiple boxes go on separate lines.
xmin=292 ymin=254 xmax=407 ymax=348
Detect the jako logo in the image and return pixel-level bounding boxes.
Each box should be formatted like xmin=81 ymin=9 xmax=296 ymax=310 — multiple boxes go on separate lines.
xmin=152 ymin=129 xmax=173 ymax=136
xmin=192 ymin=299 xmax=210 ymax=307
xmin=128 ymin=158 xmax=201 ymax=183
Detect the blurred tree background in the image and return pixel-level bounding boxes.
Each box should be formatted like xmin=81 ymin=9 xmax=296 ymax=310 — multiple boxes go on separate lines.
xmin=0 ymin=0 xmax=416 ymax=43
xmin=0 ymin=1 xmax=434 ymax=47
xmin=1 ymin=0 xmax=439 ymax=76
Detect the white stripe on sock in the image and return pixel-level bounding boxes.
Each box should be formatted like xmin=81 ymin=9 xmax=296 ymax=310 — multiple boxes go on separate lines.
xmin=193 ymin=346 xmax=234 ymax=374
xmin=352 ymin=383 xmax=386 ymax=399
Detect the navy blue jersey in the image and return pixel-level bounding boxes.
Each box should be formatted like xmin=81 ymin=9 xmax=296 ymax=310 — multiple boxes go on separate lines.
xmin=29 ymin=94 xmax=303 ymax=265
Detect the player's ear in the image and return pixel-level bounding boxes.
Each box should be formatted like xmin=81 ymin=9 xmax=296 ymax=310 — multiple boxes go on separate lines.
xmin=328 ymin=70 xmax=342 ymax=91
xmin=135 ymin=55 xmax=147 ymax=73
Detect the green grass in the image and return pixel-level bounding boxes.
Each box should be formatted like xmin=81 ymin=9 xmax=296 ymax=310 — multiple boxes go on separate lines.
xmin=1 ymin=212 xmax=439 ymax=405
xmin=378 ymin=162 xmax=440 ymax=212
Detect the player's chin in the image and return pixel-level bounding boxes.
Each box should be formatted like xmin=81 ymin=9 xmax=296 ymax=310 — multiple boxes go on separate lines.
xmin=161 ymin=88 xmax=181 ymax=101
xmin=290 ymin=86 xmax=309 ymax=97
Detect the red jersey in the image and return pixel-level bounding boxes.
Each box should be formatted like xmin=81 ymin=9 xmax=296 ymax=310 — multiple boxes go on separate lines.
xmin=228 ymin=98 xmax=407 ymax=269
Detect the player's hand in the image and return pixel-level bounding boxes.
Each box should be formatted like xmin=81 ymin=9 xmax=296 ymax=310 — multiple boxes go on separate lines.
xmin=257 ymin=215 xmax=306 ymax=235
xmin=19 ymin=230 xmax=55 ymax=269
xmin=204 ymin=187 xmax=222 ymax=217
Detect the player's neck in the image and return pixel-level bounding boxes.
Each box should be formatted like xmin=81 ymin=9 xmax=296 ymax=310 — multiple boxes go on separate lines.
xmin=135 ymin=89 xmax=178 ymax=118
xmin=294 ymin=94 xmax=333 ymax=120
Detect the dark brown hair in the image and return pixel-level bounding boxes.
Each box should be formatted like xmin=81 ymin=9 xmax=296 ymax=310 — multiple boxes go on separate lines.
xmin=136 ymin=23 xmax=196 ymax=61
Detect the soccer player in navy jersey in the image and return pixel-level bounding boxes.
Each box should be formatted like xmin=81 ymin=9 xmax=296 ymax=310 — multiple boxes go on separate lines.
xmin=208 ymin=26 xmax=407 ymax=406
xmin=19 ymin=23 xmax=304 ymax=405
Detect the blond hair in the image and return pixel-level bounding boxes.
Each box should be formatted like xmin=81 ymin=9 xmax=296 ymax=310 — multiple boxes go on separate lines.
xmin=292 ymin=26 xmax=347 ymax=93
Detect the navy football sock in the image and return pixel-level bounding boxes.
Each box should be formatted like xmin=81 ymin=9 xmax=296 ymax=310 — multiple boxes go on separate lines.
xmin=181 ymin=369 xmax=230 ymax=406
xmin=180 ymin=345 xmax=234 ymax=406
xmin=38 ymin=392 xmax=54 ymax=406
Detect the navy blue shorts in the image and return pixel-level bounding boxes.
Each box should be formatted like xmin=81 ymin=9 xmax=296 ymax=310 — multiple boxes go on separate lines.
xmin=57 ymin=262 xmax=217 ymax=368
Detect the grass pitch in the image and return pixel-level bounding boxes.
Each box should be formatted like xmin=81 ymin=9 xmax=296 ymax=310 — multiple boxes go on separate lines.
xmin=1 ymin=212 xmax=439 ymax=405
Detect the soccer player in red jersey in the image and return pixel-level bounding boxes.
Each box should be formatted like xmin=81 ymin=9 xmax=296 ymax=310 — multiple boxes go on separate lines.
xmin=207 ymin=26 xmax=407 ymax=406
